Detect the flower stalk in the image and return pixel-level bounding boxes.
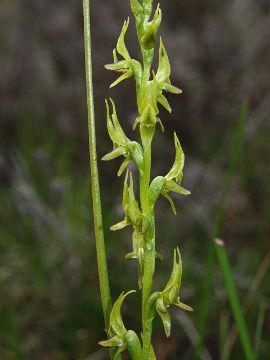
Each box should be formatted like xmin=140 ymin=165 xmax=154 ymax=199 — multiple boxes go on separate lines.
xmin=99 ymin=0 xmax=193 ymax=358
xmin=83 ymin=0 xmax=112 ymax=339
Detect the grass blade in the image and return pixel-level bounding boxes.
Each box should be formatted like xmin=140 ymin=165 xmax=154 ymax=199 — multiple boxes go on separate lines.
xmin=214 ymin=239 xmax=254 ymax=360
xmin=196 ymin=101 xmax=248 ymax=357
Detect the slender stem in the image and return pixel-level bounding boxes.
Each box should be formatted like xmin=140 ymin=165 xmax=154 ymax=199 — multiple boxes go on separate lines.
xmin=83 ymin=0 xmax=112 ymax=334
xmin=140 ymin=126 xmax=156 ymax=359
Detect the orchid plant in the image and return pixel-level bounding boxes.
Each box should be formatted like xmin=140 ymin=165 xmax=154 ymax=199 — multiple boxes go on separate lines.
xmin=99 ymin=0 xmax=192 ymax=358
xmin=83 ymin=0 xmax=192 ymax=358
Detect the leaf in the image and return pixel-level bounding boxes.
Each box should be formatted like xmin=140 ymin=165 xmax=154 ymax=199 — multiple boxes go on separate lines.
xmin=165 ymin=132 xmax=185 ymax=181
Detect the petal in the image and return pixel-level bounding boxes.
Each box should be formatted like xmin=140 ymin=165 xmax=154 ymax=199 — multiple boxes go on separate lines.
xmin=165 ymin=180 xmax=191 ymax=195
xmin=102 ymin=147 xmax=127 ymax=161
xmin=110 ymin=69 xmax=133 ymax=88
xmin=157 ymin=307 xmax=171 ymax=338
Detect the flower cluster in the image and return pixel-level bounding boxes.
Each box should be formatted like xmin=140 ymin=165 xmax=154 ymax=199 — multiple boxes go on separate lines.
xmin=100 ymin=0 xmax=192 ymax=358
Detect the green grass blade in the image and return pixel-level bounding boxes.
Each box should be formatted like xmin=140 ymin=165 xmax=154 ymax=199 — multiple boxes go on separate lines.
xmin=196 ymin=101 xmax=248 ymax=357
xmin=214 ymin=239 xmax=254 ymax=360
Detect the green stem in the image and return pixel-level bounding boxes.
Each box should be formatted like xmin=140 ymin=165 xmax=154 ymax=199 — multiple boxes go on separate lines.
xmin=140 ymin=126 xmax=156 ymax=359
xmin=142 ymin=292 xmax=159 ymax=359
xmin=83 ymin=0 xmax=112 ymax=338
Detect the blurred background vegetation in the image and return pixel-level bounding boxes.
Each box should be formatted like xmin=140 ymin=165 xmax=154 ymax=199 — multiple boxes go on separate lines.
xmin=0 ymin=0 xmax=270 ymax=359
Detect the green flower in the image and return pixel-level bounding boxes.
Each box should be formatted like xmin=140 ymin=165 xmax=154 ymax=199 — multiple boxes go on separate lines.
xmin=149 ymin=132 xmax=190 ymax=213
xmin=102 ymin=99 xmax=144 ymax=176
xmin=110 ymin=171 xmax=142 ymax=231
xmin=100 ymin=291 xmax=142 ymax=359
xmin=105 ymin=18 xmax=142 ymax=88
xmin=134 ymin=40 xmax=182 ymax=130
xmin=156 ymin=248 xmax=193 ymax=337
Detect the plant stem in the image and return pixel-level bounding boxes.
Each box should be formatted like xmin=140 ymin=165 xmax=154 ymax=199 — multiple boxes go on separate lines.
xmin=83 ymin=0 xmax=112 ymax=335
xmin=140 ymin=126 xmax=156 ymax=359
